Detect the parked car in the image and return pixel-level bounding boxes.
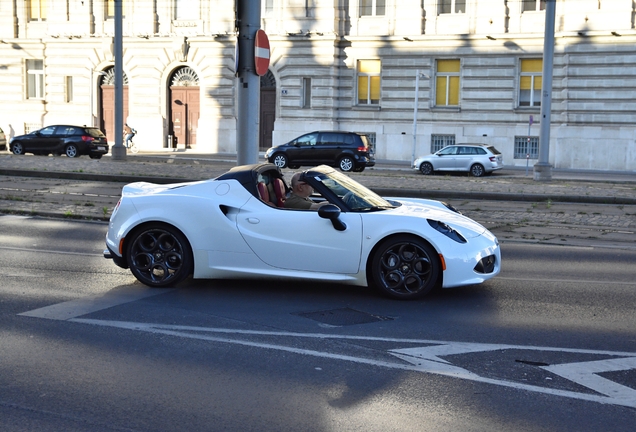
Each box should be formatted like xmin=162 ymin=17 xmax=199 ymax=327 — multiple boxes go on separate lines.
xmin=9 ymin=125 xmax=109 ymax=159
xmin=0 ymin=126 xmax=6 ymax=151
xmin=265 ymin=131 xmax=376 ymax=172
xmin=414 ymin=144 xmax=504 ymax=177
xmin=104 ymin=163 xmax=500 ymax=300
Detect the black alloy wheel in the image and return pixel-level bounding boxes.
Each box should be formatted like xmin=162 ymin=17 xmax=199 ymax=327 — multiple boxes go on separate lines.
xmin=470 ymin=163 xmax=485 ymax=177
xmin=370 ymin=235 xmax=440 ymax=300
xmin=419 ymin=162 xmax=434 ymax=175
xmin=126 ymin=224 xmax=193 ymax=288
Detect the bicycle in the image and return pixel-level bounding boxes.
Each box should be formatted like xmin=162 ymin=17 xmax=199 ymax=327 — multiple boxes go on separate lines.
xmin=123 ymin=133 xmax=139 ymax=154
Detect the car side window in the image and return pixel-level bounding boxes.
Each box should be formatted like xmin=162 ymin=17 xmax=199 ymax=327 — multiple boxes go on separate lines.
xmin=320 ymin=133 xmax=340 ymax=145
xmin=439 ymin=146 xmax=457 ymax=155
xmin=297 ymin=133 xmax=318 ymax=146
xmin=476 ymin=148 xmax=486 ymax=155
xmin=39 ymin=126 xmax=57 ymax=136
xmin=343 ymin=134 xmax=354 ymax=145
xmin=59 ymin=126 xmax=78 ymax=136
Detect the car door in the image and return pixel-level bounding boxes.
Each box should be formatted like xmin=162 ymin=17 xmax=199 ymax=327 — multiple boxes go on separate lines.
xmin=434 ymin=145 xmax=458 ymax=170
xmin=316 ymin=132 xmax=341 ymax=164
xmin=287 ymin=132 xmax=319 ymax=164
xmin=454 ymin=146 xmax=474 ymax=171
xmin=236 ymin=198 xmax=363 ymax=274
xmin=25 ymin=126 xmax=58 ymax=153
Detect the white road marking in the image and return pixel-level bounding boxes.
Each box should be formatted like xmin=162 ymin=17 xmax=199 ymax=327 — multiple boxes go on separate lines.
xmin=19 ymin=288 xmax=174 ymax=321
xmin=0 ymin=245 xmax=103 ymax=257
xmin=67 ymin=319 xmax=636 ymax=408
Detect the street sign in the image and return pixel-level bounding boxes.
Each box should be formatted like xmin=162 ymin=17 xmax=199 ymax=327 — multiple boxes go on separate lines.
xmin=254 ymin=29 xmax=270 ymax=76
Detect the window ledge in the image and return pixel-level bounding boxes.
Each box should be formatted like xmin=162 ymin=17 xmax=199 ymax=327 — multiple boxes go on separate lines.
xmin=432 ymin=106 xmax=460 ymax=113
xmin=353 ymin=105 xmax=381 ymax=111
xmin=514 ymin=107 xmax=541 ymax=113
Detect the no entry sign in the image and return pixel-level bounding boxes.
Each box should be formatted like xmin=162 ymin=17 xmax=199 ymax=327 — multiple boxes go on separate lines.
xmin=254 ymin=29 xmax=270 ymax=76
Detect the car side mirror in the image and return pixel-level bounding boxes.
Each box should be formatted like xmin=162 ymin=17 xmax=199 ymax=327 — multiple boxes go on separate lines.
xmin=318 ymin=204 xmax=347 ymax=231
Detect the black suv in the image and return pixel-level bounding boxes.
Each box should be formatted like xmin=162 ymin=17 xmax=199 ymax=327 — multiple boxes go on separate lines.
xmin=9 ymin=125 xmax=109 ymax=159
xmin=265 ymin=131 xmax=375 ymax=172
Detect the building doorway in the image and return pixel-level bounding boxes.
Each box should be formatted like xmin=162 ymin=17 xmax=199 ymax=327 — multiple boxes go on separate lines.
xmin=169 ymin=67 xmax=200 ymax=148
xmin=99 ymin=67 xmax=129 ymax=143
xmin=260 ymin=70 xmax=277 ymax=151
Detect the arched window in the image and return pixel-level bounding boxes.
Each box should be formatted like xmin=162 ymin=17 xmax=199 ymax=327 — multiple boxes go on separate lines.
xmin=171 ymin=67 xmax=199 ymax=86
xmin=100 ymin=67 xmax=129 ymax=85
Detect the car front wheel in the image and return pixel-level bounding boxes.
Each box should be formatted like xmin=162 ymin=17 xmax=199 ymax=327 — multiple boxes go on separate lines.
xmin=369 ymin=235 xmax=440 ymax=300
xmin=10 ymin=142 xmax=24 ymax=155
xmin=65 ymin=144 xmax=80 ymax=158
xmin=470 ymin=163 xmax=485 ymax=177
xmin=273 ymin=153 xmax=288 ymax=168
xmin=126 ymin=224 xmax=193 ymax=288
xmin=419 ymin=162 xmax=434 ymax=175
xmin=339 ymin=156 xmax=354 ymax=172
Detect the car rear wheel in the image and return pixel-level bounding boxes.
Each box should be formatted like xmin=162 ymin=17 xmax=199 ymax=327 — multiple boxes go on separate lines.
xmin=470 ymin=163 xmax=485 ymax=177
xmin=339 ymin=156 xmax=354 ymax=172
xmin=273 ymin=153 xmax=288 ymax=168
xmin=10 ymin=142 xmax=24 ymax=155
xmin=65 ymin=144 xmax=79 ymax=158
xmin=126 ymin=224 xmax=193 ymax=288
xmin=419 ymin=162 xmax=434 ymax=175
xmin=369 ymin=235 xmax=440 ymax=300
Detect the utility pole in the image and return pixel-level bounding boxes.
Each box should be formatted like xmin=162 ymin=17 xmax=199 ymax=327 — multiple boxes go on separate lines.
xmin=534 ymin=0 xmax=555 ymax=181
xmin=111 ymin=0 xmax=126 ymax=161
xmin=235 ymin=0 xmax=262 ymax=165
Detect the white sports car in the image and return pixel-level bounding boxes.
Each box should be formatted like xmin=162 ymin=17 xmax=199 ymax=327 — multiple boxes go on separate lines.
xmin=104 ymin=163 xmax=500 ymax=299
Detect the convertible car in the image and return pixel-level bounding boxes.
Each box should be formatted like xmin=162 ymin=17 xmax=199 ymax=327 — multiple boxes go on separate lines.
xmin=104 ymin=164 xmax=500 ymax=299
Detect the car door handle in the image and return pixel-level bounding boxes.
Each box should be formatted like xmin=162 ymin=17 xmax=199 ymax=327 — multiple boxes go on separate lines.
xmin=246 ymin=217 xmax=260 ymax=224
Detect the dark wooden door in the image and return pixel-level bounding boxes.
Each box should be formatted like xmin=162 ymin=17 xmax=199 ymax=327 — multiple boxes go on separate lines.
xmin=170 ymin=86 xmax=199 ymax=147
xmin=260 ymin=88 xmax=276 ymax=150
xmin=100 ymin=85 xmax=129 ymax=143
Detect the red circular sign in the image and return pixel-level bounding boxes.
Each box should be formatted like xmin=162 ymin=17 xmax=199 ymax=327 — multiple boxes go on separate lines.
xmin=254 ymin=29 xmax=270 ymax=76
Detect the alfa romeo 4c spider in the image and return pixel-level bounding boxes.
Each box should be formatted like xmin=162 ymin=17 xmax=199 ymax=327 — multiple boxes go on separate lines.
xmin=104 ymin=163 xmax=500 ymax=299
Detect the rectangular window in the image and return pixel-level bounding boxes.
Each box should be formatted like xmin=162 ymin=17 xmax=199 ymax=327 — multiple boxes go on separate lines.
xmin=105 ymin=0 xmax=127 ymax=18
xmin=265 ymin=0 xmax=274 ymax=15
xmin=439 ymin=0 xmax=466 ymax=14
xmin=26 ymin=59 xmax=44 ymax=100
xmin=514 ymin=136 xmax=539 ymax=159
xmin=431 ymin=134 xmax=455 ymax=152
xmin=175 ymin=0 xmax=199 ymax=20
xmin=357 ymin=60 xmax=381 ymax=105
xmin=65 ymin=76 xmax=73 ymax=103
xmin=435 ymin=59 xmax=460 ymax=106
xmin=27 ymin=0 xmax=47 ymax=21
xmin=519 ymin=59 xmax=542 ymax=107
xmin=522 ymin=0 xmax=546 ymax=12
xmin=302 ymin=78 xmax=311 ymax=108
xmin=360 ymin=0 xmax=385 ymax=17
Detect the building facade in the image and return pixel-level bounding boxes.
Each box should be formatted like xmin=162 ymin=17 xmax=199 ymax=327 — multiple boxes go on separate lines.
xmin=1 ymin=0 xmax=635 ymax=171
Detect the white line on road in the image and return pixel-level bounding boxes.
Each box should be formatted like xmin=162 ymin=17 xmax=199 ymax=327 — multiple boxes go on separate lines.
xmin=68 ymin=319 xmax=636 ymax=408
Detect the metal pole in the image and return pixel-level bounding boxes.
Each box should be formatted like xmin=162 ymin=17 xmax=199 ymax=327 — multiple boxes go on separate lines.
xmin=533 ymin=0 xmax=555 ymax=181
xmin=111 ymin=0 xmax=126 ymax=160
xmin=236 ymin=0 xmax=261 ymax=165
xmin=411 ymin=70 xmax=420 ymax=167
xmin=90 ymin=68 xmax=94 ymax=127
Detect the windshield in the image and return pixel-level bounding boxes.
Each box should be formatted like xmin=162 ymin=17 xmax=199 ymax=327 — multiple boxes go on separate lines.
xmin=309 ymin=169 xmax=395 ymax=211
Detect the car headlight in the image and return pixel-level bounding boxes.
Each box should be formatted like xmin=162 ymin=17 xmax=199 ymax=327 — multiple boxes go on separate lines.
xmin=427 ymin=219 xmax=467 ymax=243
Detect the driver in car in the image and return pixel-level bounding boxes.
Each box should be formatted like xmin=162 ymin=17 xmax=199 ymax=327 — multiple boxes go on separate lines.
xmin=284 ymin=173 xmax=331 ymax=210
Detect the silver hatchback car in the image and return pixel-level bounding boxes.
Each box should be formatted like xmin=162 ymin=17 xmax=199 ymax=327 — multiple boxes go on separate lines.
xmin=414 ymin=144 xmax=504 ymax=177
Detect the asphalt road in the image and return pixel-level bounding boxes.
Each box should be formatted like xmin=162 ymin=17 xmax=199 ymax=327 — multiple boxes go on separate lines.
xmin=1 ymin=216 xmax=635 ymax=431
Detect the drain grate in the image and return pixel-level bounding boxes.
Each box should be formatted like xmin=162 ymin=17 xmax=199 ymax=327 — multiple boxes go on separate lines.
xmin=295 ymin=307 xmax=393 ymax=326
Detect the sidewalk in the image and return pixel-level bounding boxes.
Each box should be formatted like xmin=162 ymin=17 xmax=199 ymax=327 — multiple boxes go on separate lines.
xmin=1 ymin=151 xmax=635 ymax=250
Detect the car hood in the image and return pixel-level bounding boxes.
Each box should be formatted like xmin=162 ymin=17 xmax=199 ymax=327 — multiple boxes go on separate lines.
xmin=386 ymin=198 xmax=488 ymax=238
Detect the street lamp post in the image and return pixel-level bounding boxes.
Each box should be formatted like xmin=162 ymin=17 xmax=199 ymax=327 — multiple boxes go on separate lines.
xmin=411 ymin=70 xmax=429 ymax=167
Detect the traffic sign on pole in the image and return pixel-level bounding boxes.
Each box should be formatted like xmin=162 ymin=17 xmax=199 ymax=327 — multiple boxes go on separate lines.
xmin=254 ymin=29 xmax=270 ymax=76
